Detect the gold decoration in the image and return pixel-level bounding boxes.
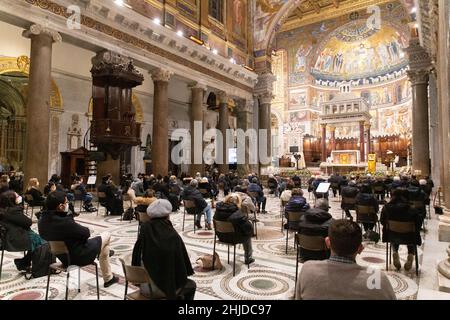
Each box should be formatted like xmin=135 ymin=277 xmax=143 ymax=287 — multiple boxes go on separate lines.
xmin=88 ymin=94 xmax=144 ymax=123
xmin=0 ymin=55 xmax=63 ymax=110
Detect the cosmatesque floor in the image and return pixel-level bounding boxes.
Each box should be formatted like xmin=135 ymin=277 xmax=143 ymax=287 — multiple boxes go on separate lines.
xmin=1 ymin=189 xmax=450 ymax=300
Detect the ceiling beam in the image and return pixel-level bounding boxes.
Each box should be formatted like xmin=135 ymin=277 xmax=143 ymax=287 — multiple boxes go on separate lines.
xmin=309 ymin=0 xmax=321 ymax=14
xmin=295 ymin=8 xmax=303 ymax=20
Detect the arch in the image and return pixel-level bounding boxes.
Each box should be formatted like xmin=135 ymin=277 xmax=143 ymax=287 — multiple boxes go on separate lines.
xmin=88 ymin=93 xmax=144 ymax=123
xmin=0 ymin=56 xmax=63 ymax=110
xmin=0 ymin=79 xmax=26 ymax=117
xmin=258 ymin=0 xmax=412 ymax=56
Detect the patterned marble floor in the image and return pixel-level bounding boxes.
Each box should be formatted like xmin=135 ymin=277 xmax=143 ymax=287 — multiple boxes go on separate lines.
xmin=0 ymin=189 xmax=445 ymax=300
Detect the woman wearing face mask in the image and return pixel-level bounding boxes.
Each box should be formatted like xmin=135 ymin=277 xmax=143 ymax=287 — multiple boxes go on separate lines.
xmin=0 ymin=191 xmax=46 ymax=271
xmin=25 ymin=178 xmax=46 ymax=207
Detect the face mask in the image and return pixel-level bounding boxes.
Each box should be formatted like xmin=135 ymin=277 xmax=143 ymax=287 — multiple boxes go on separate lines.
xmin=16 ymin=196 xmax=22 ymax=205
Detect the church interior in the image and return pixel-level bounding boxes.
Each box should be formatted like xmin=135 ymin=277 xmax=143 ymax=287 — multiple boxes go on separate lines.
xmin=0 ymin=0 xmax=450 ymax=301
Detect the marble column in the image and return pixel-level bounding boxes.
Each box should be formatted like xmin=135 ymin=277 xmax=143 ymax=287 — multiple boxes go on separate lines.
xmin=217 ymin=91 xmax=229 ymax=174
xmin=189 ymin=82 xmax=206 ymax=176
xmin=258 ymin=92 xmax=272 ymax=167
xmin=22 ymin=25 xmax=61 ymax=191
xmin=329 ymin=126 xmax=336 ymax=152
xmin=151 ymin=68 xmax=173 ymax=177
xmin=359 ymin=121 xmax=365 ymax=162
xmin=236 ymin=98 xmax=254 ymax=176
xmin=408 ymin=69 xmax=431 ymax=176
xmin=321 ymin=124 xmax=327 ymax=162
xmin=366 ymin=122 xmax=372 ymax=155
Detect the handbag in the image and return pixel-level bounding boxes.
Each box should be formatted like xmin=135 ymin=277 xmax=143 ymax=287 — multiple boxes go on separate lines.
xmin=196 ymin=252 xmax=222 ymax=270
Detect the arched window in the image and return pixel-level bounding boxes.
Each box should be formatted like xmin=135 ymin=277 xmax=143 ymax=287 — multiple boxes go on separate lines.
xmin=209 ymin=0 xmax=224 ymax=23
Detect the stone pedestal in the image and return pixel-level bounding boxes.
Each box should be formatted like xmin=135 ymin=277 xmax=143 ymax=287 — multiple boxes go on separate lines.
xmin=151 ymin=69 xmax=173 ymax=177
xmin=438 ymin=213 xmax=450 ymax=242
xmin=22 ymin=25 xmax=61 ymax=191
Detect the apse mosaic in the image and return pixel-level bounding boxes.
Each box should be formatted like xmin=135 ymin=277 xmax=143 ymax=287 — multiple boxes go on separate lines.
xmin=311 ymin=23 xmax=408 ymax=81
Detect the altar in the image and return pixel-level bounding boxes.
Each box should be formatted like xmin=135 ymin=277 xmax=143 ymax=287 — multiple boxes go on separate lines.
xmin=320 ymin=150 xmax=366 ymax=175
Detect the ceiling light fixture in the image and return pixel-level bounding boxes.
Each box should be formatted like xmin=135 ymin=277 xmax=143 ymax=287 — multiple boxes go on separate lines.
xmin=177 ymin=30 xmax=184 ymax=37
xmin=212 ymin=49 xmax=218 ymax=55
xmin=153 ymin=18 xmax=161 ymax=25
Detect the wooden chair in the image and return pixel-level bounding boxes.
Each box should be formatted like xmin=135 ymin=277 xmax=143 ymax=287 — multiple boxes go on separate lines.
xmin=385 ymin=220 xmax=420 ymax=276
xmin=294 ymin=233 xmax=327 ymax=292
xmin=241 ymin=205 xmax=258 ymax=239
xmin=97 ymin=191 xmax=108 ymax=216
xmin=355 ymin=204 xmax=380 ymax=234
xmin=280 ymin=200 xmax=288 ymax=232
xmin=182 ymin=200 xmax=199 ymax=233
xmin=73 ymin=189 xmax=84 ymax=213
xmin=285 ymin=211 xmax=303 ymax=254
xmin=212 ymin=220 xmax=251 ymax=276
xmin=24 ymin=193 xmax=41 ymax=220
xmin=341 ymin=196 xmax=356 ymax=219
xmin=45 ymin=241 xmax=100 ymax=300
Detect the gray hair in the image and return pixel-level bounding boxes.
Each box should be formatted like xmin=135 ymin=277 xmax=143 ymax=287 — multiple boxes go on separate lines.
xmin=190 ymin=179 xmax=198 ymax=187
xmin=315 ymin=199 xmax=330 ymax=211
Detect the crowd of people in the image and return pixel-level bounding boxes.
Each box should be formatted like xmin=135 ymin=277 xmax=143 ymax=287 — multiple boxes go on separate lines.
xmin=0 ymin=168 xmax=436 ymax=300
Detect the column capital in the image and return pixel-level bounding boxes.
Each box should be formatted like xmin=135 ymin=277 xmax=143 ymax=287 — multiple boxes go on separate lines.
xmin=407 ymin=69 xmax=430 ymax=85
xmin=22 ymin=24 xmax=62 ymax=43
xmin=257 ymin=92 xmax=274 ymax=105
xmin=405 ymin=37 xmax=432 ymax=72
xmin=188 ymin=82 xmax=208 ymax=91
xmin=236 ymin=99 xmax=253 ymax=113
xmin=217 ymin=91 xmax=229 ymax=104
xmin=150 ymin=68 xmax=173 ymax=82
xmin=328 ymin=125 xmax=336 ymax=131
xmin=321 ymin=123 xmax=327 ymax=129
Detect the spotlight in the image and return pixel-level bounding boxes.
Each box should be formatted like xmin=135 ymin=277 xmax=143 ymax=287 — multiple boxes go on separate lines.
xmin=189 ymin=35 xmax=204 ymax=45
xmin=153 ymin=18 xmax=161 ymax=25
xmin=411 ymin=7 xmax=417 ymax=13
xmin=176 ymin=30 xmax=184 ymax=37
xmin=229 ymin=58 xmax=236 ymax=64
xmin=114 ymin=0 xmax=124 ymax=6
xmin=212 ymin=49 xmax=218 ymax=55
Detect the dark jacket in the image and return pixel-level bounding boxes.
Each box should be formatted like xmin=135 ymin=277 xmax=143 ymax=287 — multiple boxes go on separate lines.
xmin=407 ymin=186 xmax=427 ymax=218
xmin=267 ymin=178 xmax=278 ymax=189
xmin=341 ymin=185 xmax=359 ymax=210
xmin=297 ymin=208 xmax=333 ymax=262
xmin=248 ymin=183 xmax=263 ymax=197
xmin=198 ymin=182 xmax=213 ymax=199
xmin=26 ymin=187 xmax=46 ymax=206
xmin=298 ymin=208 xmax=333 ymax=238
xmin=0 ymin=206 xmax=32 ymax=251
xmin=98 ymin=182 xmax=123 ymax=215
xmin=372 ymin=180 xmax=386 ymax=194
xmin=380 ymin=200 xmax=422 ymax=245
xmin=213 ymin=202 xmax=253 ymax=243
xmin=181 ymin=186 xmax=207 ymax=214
xmin=285 ymin=196 xmax=309 ymax=229
xmin=38 ymin=210 xmax=101 ymax=266
xmin=355 ymin=192 xmax=379 ymax=213
xmin=132 ymin=218 xmax=194 ymax=299
xmin=328 ymin=175 xmax=341 ymax=190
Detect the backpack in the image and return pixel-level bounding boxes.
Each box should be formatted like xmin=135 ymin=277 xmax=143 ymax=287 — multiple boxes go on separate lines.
xmin=196 ymin=252 xmax=222 ymax=270
xmin=25 ymin=243 xmax=56 ymax=279
xmin=123 ymin=207 xmax=135 ymax=221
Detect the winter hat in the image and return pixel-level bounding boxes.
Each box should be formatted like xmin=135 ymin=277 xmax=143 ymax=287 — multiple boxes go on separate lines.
xmin=146 ymin=199 xmax=172 ymax=219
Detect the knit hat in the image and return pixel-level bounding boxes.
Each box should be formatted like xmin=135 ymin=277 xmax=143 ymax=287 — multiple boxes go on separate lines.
xmin=146 ymin=199 xmax=172 ymax=219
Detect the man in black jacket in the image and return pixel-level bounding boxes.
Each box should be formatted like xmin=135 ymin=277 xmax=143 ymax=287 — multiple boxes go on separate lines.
xmin=98 ymin=176 xmax=124 ymax=216
xmin=38 ymin=191 xmax=118 ymax=287
xmin=298 ymin=199 xmax=333 ymax=262
xmin=341 ymin=181 xmax=359 ymax=220
xmin=181 ymin=179 xmax=212 ymax=229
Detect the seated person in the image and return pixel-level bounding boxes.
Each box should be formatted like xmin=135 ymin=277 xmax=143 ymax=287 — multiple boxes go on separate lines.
xmin=98 ymin=175 xmax=124 ymax=216
xmin=233 ymin=186 xmax=256 ymax=215
xmin=380 ymin=188 xmax=422 ymax=271
xmin=247 ymin=178 xmax=267 ymax=213
xmin=285 ymin=188 xmax=310 ymax=229
xmin=355 ymin=184 xmax=379 ymax=238
xmin=312 ymin=176 xmax=327 ymax=199
xmin=181 ymin=179 xmax=212 ymax=230
xmin=132 ymin=199 xmax=196 ymax=300
xmin=280 ymin=183 xmax=294 ymax=204
xmin=407 ymin=180 xmax=427 ymax=222
xmin=131 ymin=177 xmax=145 ymax=197
xmin=297 ymin=199 xmax=333 ymax=262
xmin=198 ymin=177 xmax=213 ymax=199
xmin=0 ymin=191 xmax=46 ymax=271
xmin=267 ymin=174 xmax=278 ymax=196
xmin=71 ymin=176 xmax=97 ymax=212
xmin=122 ymin=180 xmax=136 ymax=208
xmin=372 ymin=177 xmax=387 ymax=202
xmin=296 ymin=219 xmax=396 ymax=300
xmin=291 ymin=175 xmax=302 ymax=188
xmin=328 ymin=174 xmax=341 ymax=197
xmin=169 ymin=175 xmax=182 ymax=197
xmin=25 ymin=178 xmax=46 ymax=207
xmin=341 ymin=180 xmax=359 ymax=220
xmin=135 ymin=189 xmax=157 ymax=213
xmin=44 ymin=174 xmax=74 ymax=202
xmin=217 ymin=174 xmax=231 ymax=196
xmin=38 ymin=191 xmax=118 ymax=287
xmin=8 ymin=173 xmax=22 ymax=194
xmin=419 ymin=179 xmax=432 ymax=206
xmin=214 ymin=194 xmax=254 ymax=264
